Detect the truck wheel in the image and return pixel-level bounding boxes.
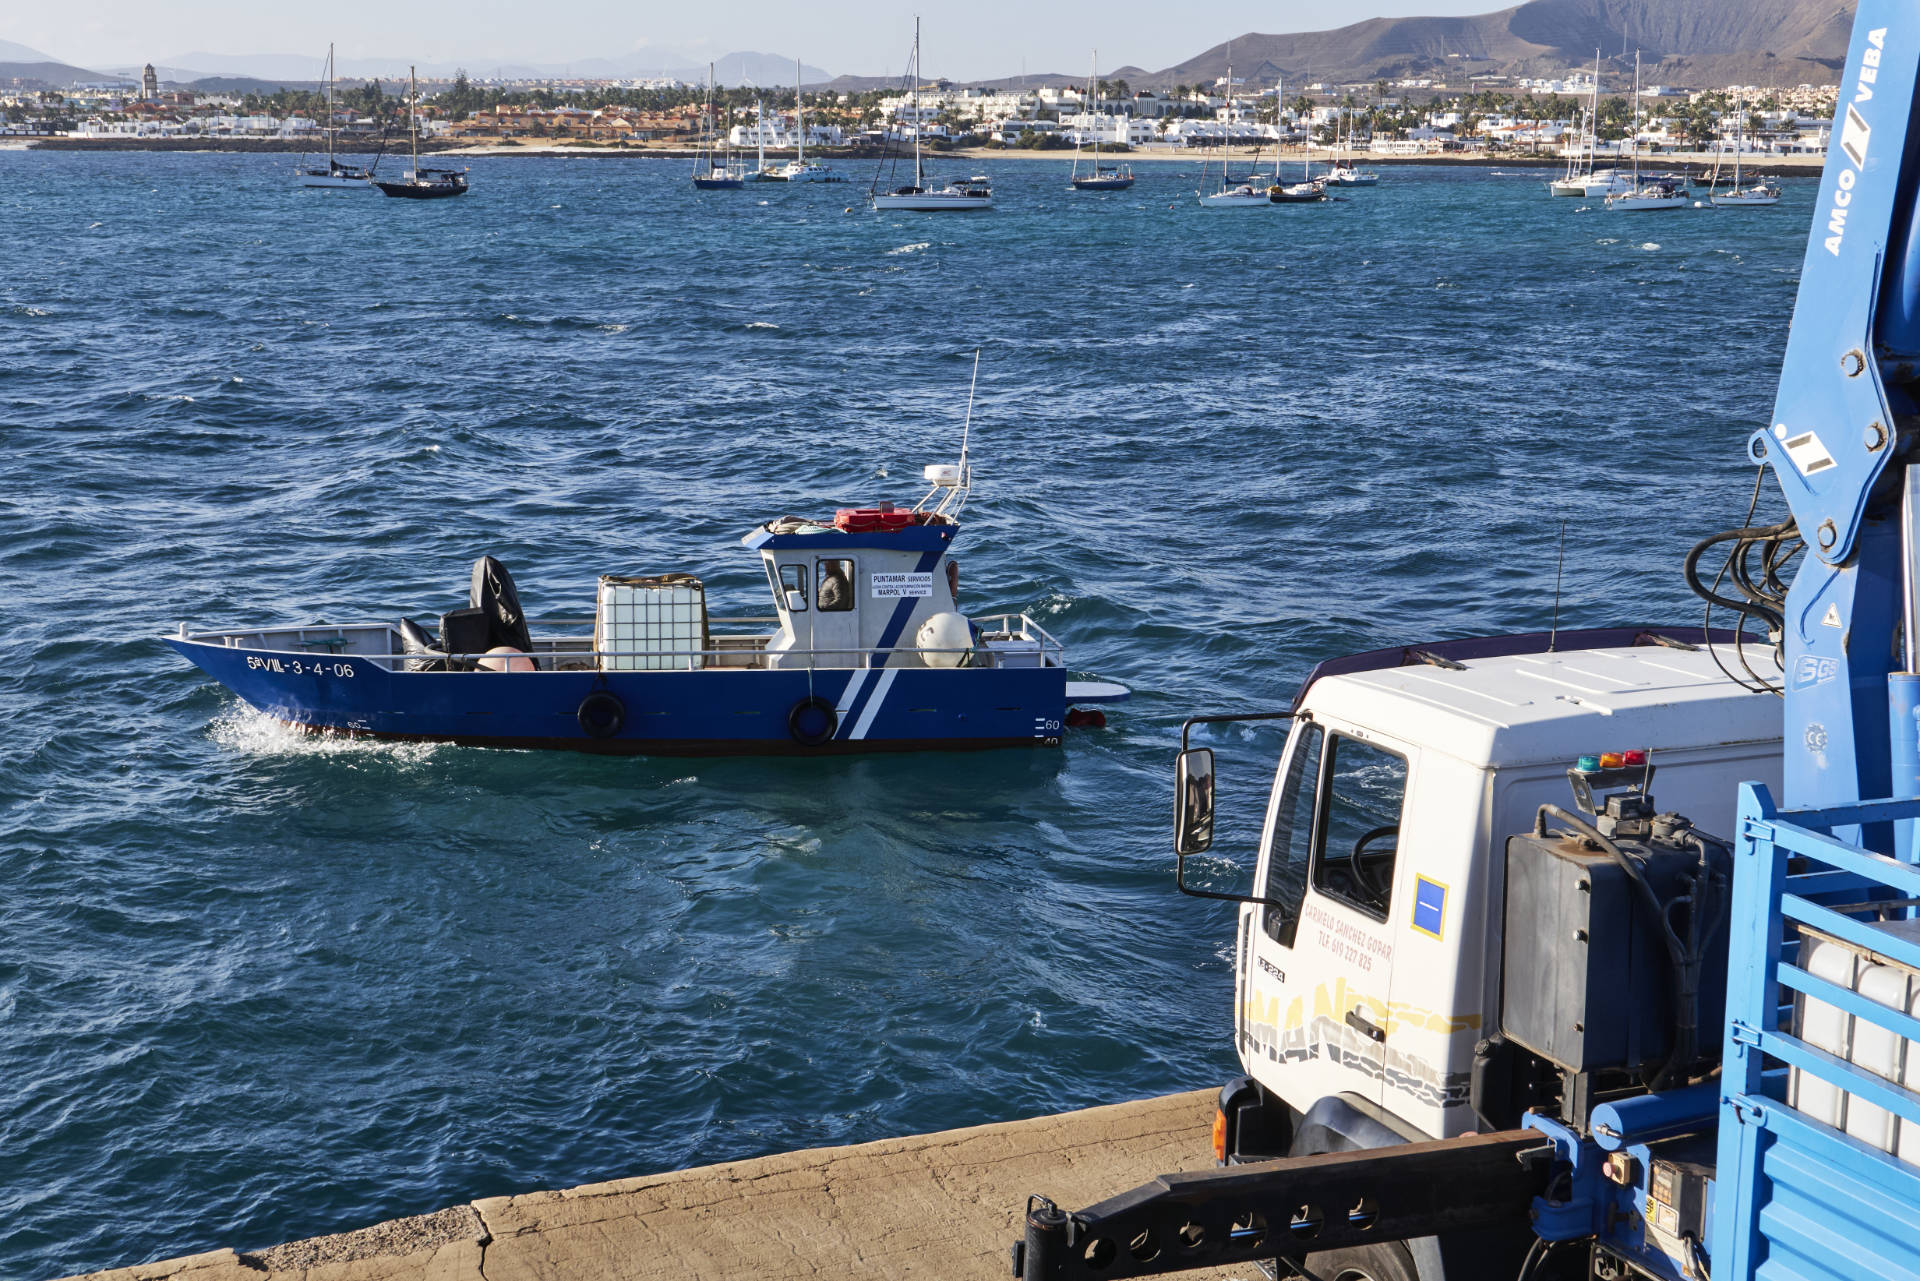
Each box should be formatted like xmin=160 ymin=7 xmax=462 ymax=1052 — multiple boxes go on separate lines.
xmin=1297 ymin=1243 xmax=1419 ymax=1281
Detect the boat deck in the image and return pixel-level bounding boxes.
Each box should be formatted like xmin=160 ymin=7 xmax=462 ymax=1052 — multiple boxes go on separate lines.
xmin=58 ymin=1091 xmax=1244 ymax=1281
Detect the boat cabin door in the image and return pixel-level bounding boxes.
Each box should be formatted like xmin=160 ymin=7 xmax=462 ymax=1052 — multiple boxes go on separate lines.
xmin=801 ymin=556 xmax=862 ymax=667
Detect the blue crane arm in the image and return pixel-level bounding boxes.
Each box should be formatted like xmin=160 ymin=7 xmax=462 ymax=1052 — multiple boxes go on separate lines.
xmin=1757 ymin=8 xmax=1920 ymax=822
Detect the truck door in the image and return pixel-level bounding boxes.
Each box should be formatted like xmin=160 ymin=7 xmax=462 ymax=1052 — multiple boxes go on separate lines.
xmin=1241 ymin=721 xmax=1413 ymax=1113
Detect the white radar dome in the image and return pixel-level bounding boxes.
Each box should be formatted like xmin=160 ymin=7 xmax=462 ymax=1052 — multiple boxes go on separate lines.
xmin=916 ymin=612 xmax=972 ymax=668
xmin=923 ymin=463 xmax=963 ymax=487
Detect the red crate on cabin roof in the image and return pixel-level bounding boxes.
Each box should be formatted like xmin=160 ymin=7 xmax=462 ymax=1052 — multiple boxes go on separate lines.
xmin=834 ymin=508 xmax=919 ymax=532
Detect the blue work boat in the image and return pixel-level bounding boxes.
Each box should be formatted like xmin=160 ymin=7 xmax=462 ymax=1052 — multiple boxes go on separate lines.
xmin=163 ymin=463 xmax=1128 ymax=755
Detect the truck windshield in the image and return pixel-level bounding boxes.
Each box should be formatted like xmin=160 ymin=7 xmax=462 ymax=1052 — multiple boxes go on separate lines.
xmin=1262 ymin=722 xmax=1322 ymax=946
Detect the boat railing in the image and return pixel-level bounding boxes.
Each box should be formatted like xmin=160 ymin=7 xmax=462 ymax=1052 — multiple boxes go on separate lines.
xmin=182 ymin=612 xmax=1063 ymax=672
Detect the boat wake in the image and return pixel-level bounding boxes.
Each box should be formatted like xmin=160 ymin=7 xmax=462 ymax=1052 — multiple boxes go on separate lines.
xmin=208 ymin=705 xmax=445 ymax=763
xmin=886 ymin=242 xmax=931 ymax=256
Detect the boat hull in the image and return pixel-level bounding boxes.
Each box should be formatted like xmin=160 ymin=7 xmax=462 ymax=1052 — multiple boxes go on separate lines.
xmin=1606 ymin=195 xmax=1689 ymax=211
xmin=300 ymin=174 xmax=372 ymax=189
xmin=376 ymin=180 xmax=468 ymax=199
xmin=167 ymin=637 xmax=1071 ymax=755
xmin=1071 ymin=177 xmax=1134 ymax=191
xmin=873 ymin=194 xmax=991 ymax=210
xmin=693 ymin=177 xmax=746 ymax=189
xmin=1268 ymin=184 xmax=1326 ymax=203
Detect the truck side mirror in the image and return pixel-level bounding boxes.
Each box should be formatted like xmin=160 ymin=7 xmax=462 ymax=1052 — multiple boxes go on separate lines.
xmin=1175 ymin=747 xmax=1216 ymax=856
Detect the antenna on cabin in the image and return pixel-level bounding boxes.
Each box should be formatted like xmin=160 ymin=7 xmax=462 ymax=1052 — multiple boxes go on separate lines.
xmin=959 ymin=347 xmax=980 ymax=486
xmin=918 ymin=350 xmax=982 ymax=518
xmin=1548 ymin=519 xmax=1568 ymax=652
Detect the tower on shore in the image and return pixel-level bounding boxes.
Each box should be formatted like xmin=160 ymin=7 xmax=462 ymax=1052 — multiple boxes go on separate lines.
xmin=142 ymin=63 xmax=157 ymax=101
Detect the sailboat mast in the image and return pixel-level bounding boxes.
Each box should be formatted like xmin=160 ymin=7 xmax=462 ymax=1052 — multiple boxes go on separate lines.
xmin=1733 ymin=91 xmax=1743 ymax=187
xmin=409 ymin=65 xmax=418 ymax=172
xmin=1630 ymin=51 xmax=1640 ymax=184
xmin=1091 ymin=50 xmax=1099 ymax=168
xmin=327 ymin=44 xmax=334 ymax=165
xmin=1589 ymin=49 xmax=1600 ymax=174
xmin=1274 ymin=75 xmax=1283 ymax=183
xmin=796 ymin=57 xmax=804 ymax=165
xmin=912 ymin=17 xmax=922 ymax=188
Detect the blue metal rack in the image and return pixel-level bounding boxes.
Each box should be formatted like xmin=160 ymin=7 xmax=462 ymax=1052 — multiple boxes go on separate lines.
xmin=1715 ymin=782 xmax=1920 ymax=1281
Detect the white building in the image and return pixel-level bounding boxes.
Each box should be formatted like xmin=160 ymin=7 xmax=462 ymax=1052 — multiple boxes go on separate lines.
xmin=1061 ymin=112 xmax=1158 ymax=145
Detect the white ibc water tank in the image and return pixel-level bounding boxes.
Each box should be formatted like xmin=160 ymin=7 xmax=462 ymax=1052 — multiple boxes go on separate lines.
xmin=916 ymin=612 xmax=972 ymax=668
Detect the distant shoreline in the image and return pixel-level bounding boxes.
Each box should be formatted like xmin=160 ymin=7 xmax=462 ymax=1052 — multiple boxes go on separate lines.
xmin=7 ymin=136 xmax=1828 ymax=172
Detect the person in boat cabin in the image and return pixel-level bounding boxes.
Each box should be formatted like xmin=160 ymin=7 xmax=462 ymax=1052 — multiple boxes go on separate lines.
xmin=818 ymin=561 xmax=852 ymax=611
xmin=946 ymin=559 xmax=960 ymax=604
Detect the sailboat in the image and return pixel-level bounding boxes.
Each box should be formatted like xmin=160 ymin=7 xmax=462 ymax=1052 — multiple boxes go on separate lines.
xmin=297 ymin=44 xmax=373 ymax=188
xmin=1546 ymin=53 xmax=1625 ymax=197
xmin=775 ymin=58 xmax=846 ymax=182
xmin=1197 ymin=62 xmax=1268 ymax=207
xmin=1322 ymin=100 xmax=1379 ymax=187
xmin=1068 ymin=50 xmax=1133 ymax=190
xmin=1710 ymin=91 xmax=1781 ymax=207
xmin=692 ymin=63 xmax=745 ymax=189
xmin=373 ymin=67 xmax=469 ymax=199
xmin=1267 ymin=77 xmax=1326 ymax=203
xmin=743 ymin=98 xmax=780 ymax=181
xmin=1605 ymin=52 xmax=1687 ymax=211
xmin=872 ymin=20 xmax=992 ymax=211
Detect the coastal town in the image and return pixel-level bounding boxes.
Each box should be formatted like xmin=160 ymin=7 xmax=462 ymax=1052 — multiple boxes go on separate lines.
xmin=1 ymin=60 xmax=1841 ymax=158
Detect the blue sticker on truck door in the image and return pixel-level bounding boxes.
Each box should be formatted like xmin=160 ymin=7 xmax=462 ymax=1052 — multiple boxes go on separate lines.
xmin=1411 ymin=876 xmax=1446 ymax=940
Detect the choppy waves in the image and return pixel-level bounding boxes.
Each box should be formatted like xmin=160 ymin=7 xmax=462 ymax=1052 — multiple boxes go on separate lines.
xmin=0 ymin=151 xmax=1809 ymax=1279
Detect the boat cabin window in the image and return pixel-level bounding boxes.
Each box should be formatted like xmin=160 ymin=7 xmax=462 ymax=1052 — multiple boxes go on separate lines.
xmin=816 ymin=559 xmax=855 ymax=612
xmin=1309 ymin=734 xmax=1406 ymax=922
xmin=1262 ymin=722 xmax=1321 ymax=947
xmin=777 ymin=563 xmax=807 ymax=611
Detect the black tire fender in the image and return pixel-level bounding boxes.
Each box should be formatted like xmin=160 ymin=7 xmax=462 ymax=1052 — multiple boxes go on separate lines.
xmin=787 ymin=696 xmax=838 ymax=746
xmin=577 ymin=690 xmax=625 ymax=739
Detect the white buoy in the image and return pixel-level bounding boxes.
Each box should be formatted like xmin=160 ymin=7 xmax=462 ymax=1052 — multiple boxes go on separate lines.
xmin=479 ymin=646 xmax=536 ymax=672
xmin=916 ymin=612 xmax=972 ymax=668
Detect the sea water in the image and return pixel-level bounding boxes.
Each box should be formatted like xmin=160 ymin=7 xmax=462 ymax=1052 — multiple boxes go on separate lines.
xmin=0 ymin=151 xmax=1810 ymax=1277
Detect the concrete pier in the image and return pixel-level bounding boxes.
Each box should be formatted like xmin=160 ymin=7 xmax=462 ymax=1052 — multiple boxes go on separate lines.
xmin=64 ymin=1090 xmax=1251 ymax=1281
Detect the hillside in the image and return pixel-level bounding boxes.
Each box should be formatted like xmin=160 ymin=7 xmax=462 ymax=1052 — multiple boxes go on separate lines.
xmin=0 ymin=59 xmax=128 ymax=87
xmin=1118 ymin=0 xmax=1854 ymax=89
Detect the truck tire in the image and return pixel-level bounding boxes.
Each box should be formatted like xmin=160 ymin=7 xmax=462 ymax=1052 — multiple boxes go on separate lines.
xmin=1297 ymin=1242 xmax=1419 ymax=1281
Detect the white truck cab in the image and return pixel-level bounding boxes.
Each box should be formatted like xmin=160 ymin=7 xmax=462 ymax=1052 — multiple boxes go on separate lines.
xmin=1180 ymin=630 xmax=1781 ymax=1163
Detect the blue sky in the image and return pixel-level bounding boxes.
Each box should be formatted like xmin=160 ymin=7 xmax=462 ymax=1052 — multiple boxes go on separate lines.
xmin=15 ymin=0 xmax=1494 ymax=81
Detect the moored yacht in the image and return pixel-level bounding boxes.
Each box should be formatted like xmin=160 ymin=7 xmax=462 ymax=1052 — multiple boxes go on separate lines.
xmin=1709 ymin=91 xmax=1781 ymax=208
xmin=1068 ymin=51 xmax=1134 ymax=191
xmin=1546 ymin=52 xmax=1606 ymax=197
xmin=1321 ymin=101 xmax=1378 ymax=187
xmin=374 ymin=68 xmax=469 ymax=199
xmin=692 ymin=63 xmax=746 ymax=189
xmin=773 ymin=58 xmax=846 ymax=182
xmin=871 ymin=22 xmax=991 ymax=211
xmin=1196 ymin=63 xmax=1272 ymax=208
xmin=1605 ymin=53 xmax=1685 ymax=212
xmin=297 ymin=44 xmax=373 ymax=189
